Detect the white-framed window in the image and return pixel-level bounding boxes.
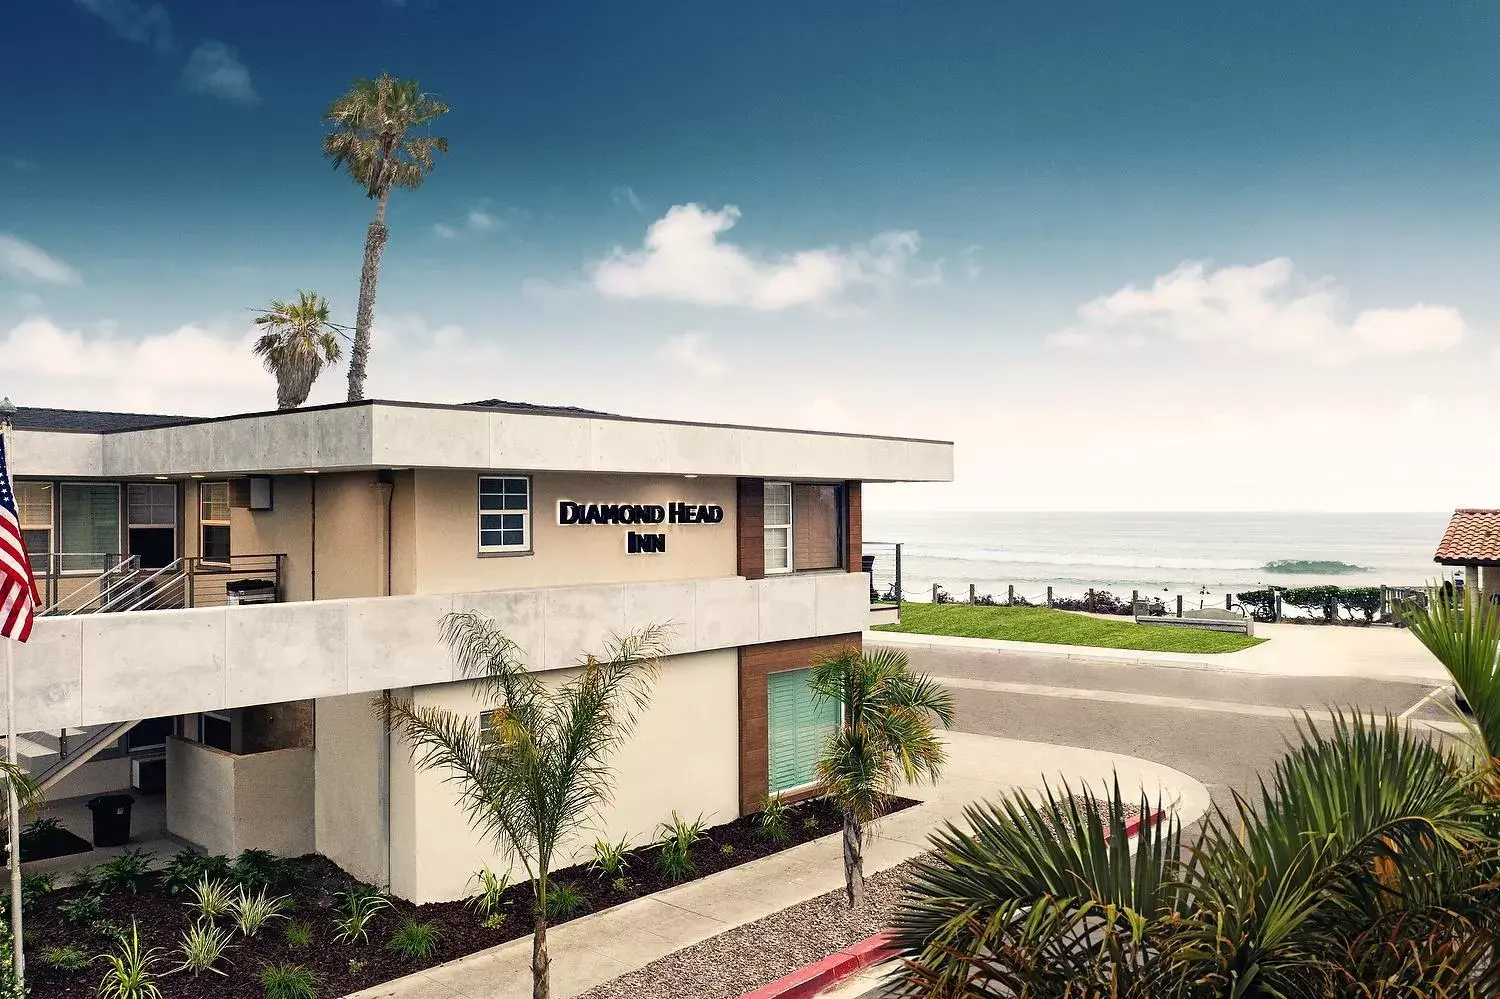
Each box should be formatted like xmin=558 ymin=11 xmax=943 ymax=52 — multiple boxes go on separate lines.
xmin=478 ymin=708 xmax=504 ymax=745
xmin=200 ymin=481 xmax=232 ymax=564
xmin=127 ymin=482 xmax=178 ymax=570
xmin=59 ymin=482 xmax=121 ymax=573
xmin=478 ymin=476 xmax=531 ymax=554
xmin=15 ymin=481 xmax=52 ymax=574
xmin=763 ymin=481 xmax=793 ymax=573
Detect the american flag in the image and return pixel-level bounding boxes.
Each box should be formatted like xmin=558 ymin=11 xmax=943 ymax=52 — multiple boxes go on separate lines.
xmin=0 ymin=435 xmax=39 ymax=642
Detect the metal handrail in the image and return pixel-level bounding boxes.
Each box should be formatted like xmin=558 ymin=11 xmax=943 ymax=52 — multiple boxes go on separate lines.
xmin=39 ymin=554 xmax=141 ymax=616
xmin=111 ymin=558 xmax=186 ymax=613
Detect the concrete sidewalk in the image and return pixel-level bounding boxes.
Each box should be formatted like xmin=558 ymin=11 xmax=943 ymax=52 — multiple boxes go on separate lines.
xmin=869 ymin=621 xmax=1449 ymax=685
xmin=349 ymin=731 xmax=1209 ymax=999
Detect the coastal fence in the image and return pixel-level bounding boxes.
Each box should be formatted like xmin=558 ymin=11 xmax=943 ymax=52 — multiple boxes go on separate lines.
xmin=860 ymin=541 xmax=903 ymax=605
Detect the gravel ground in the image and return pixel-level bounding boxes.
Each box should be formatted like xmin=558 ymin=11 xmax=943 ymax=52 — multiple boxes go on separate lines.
xmin=576 ymin=858 xmax=926 ymax=999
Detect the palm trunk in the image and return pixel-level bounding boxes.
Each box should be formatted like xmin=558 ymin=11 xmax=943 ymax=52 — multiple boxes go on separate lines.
xmin=842 ymin=810 xmax=865 ymax=907
xmin=532 ymin=870 xmax=550 ymax=999
xmin=347 ymin=190 xmax=390 ymax=402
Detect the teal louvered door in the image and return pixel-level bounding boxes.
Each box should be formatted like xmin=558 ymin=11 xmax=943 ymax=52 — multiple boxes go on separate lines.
xmin=767 ymin=668 xmax=842 ymax=795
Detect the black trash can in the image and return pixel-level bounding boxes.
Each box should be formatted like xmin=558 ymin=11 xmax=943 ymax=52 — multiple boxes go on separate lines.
xmin=86 ymin=794 xmax=134 ymax=848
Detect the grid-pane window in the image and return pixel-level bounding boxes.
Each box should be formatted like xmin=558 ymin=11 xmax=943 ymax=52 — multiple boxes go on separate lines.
xmin=478 ymin=476 xmax=531 ymax=553
xmin=128 ymin=483 xmax=177 ymax=527
xmin=767 ymin=668 xmax=840 ymax=794
xmin=200 ymin=482 xmax=231 ymax=563
xmin=763 ymin=482 xmax=792 ymax=573
xmin=15 ymin=482 xmax=51 ymax=573
xmin=59 ymin=483 xmax=120 ymax=572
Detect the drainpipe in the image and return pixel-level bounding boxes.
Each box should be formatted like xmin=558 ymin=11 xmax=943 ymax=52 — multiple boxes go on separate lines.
xmin=308 ymin=474 xmax=317 ymax=601
xmin=376 ymin=471 xmax=395 ymax=890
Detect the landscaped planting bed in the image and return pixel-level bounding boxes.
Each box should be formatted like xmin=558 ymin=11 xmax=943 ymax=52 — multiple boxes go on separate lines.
xmin=25 ymin=794 xmax=914 ymax=998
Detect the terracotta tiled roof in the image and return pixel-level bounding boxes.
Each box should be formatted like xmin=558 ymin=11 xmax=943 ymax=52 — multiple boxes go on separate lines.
xmin=1434 ymin=509 xmax=1500 ymax=566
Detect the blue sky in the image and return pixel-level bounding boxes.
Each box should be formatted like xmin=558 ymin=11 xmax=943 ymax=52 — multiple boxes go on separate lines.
xmin=4 ymin=1 xmax=1500 ymax=510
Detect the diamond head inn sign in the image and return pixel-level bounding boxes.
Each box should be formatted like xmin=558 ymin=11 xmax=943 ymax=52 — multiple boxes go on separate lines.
xmin=556 ymin=500 xmax=726 ymax=554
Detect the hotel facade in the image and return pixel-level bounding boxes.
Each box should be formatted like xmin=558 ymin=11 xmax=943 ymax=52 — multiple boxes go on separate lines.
xmin=8 ymin=399 xmax=951 ymax=903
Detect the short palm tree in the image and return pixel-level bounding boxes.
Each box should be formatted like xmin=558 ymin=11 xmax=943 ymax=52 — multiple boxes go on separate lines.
xmin=382 ymin=612 xmax=668 ymax=999
xmin=1402 ymin=584 xmax=1500 ymax=766
xmin=889 ymin=711 xmax=1500 ymax=997
xmin=252 ymin=291 xmax=341 ymax=410
xmin=810 ymin=646 xmax=955 ymax=907
xmin=321 ymin=73 xmax=450 ymax=402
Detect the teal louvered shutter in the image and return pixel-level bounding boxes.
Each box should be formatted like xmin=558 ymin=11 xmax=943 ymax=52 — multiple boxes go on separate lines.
xmin=767 ymin=669 xmax=842 ymax=795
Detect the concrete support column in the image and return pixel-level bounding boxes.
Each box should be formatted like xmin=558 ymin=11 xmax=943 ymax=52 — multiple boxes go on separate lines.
xmin=1482 ymin=565 xmax=1500 ymax=601
xmin=1465 ymin=565 xmax=1481 ymax=603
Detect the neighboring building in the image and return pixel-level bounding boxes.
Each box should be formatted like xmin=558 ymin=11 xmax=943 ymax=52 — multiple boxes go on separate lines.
xmin=1433 ymin=507 xmax=1500 ymax=602
xmin=9 ymin=399 xmax=951 ymax=903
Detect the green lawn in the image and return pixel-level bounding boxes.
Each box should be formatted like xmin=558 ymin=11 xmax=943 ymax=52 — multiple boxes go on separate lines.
xmin=873 ymin=602 xmax=1266 ymax=654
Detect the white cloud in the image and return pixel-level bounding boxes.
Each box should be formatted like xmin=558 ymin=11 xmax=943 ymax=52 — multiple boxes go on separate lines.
xmin=182 ymin=41 xmax=258 ymax=106
xmin=466 ymin=208 xmax=498 ymax=232
xmin=72 ymin=0 xmax=174 ymax=51
xmin=432 ymin=223 xmax=458 ymax=239
xmin=593 ymin=204 xmax=927 ymax=310
xmin=433 ymin=203 xmax=508 ymax=239
xmin=611 ymin=185 xmax=645 ymax=212
xmin=0 ymin=235 xmax=82 ymax=285
xmin=1049 ymin=258 xmax=1467 ymax=363
xmin=657 ymin=332 xmax=726 ymax=377
xmin=0 ymin=316 xmax=266 ymax=413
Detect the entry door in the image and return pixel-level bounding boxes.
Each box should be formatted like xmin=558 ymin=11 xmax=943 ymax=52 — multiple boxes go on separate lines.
xmin=126 ymin=483 xmax=178 ymax=569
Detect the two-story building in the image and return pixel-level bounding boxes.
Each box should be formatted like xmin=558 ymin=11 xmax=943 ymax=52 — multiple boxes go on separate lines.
xmin=8 ymin=398 xmax=951 ymax=903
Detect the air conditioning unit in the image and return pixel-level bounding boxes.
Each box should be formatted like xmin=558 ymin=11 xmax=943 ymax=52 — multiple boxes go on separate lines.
xmin=131 ymin=756 xmax=166 ymax=794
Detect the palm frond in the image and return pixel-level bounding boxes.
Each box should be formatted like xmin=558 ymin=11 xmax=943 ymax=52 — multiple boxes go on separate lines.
xmin=321 ymin=73 xmax=450 ymax=198
xmin=1401 ymin=586 xmax=1500 ymax=765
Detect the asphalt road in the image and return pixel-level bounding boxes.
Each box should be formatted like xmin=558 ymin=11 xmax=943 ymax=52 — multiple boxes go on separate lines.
xmin=886 ymin=644 xmax=1456 ymax=829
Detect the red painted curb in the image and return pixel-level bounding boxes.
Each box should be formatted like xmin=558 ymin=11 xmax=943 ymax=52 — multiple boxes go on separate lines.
xmin=739 ymin=931 xmax=898 ymax=999
xmin=740 ymin=810 xmax=1165 ymax=999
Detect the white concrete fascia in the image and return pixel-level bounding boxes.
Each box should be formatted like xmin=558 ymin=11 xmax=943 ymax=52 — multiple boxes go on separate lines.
xmin=13 ymin=572 xmax=871 ymax=728
xmin=12 ymin=403 xmax=952 ymax=483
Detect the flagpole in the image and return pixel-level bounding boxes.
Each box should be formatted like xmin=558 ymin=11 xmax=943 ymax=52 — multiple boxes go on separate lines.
xmin=0 ymin=404 xmax=22 ymax=987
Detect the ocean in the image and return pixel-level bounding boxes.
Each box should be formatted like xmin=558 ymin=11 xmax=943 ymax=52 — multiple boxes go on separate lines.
xmin=861 ymin=511 xmax=1455 ymax=610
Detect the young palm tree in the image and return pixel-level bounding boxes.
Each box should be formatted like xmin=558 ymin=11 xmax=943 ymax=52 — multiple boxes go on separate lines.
xmin=1402 ymin=585 xmax=1500 ymax=766
xmin=382 ymin=613 xmax=668 ymax=999
xmin=251 ymin=291 xmax=341 ymax=410
xmin=889 ymin=712 xmax=1500 ymax=997
xmin=321 ymin=73 xmax=450 ymax=402
xmin=810 ymin=646 xmax=955 ymax=907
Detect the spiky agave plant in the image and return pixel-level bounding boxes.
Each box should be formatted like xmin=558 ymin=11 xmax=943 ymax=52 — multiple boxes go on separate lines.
xmin=1401 ymin=584 xmax=1500 ymax=768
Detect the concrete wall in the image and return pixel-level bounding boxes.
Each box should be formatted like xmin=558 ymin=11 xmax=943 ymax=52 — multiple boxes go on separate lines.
xmin=165 ymin=738 xmax=315 ymax=857
xmin=15 ymin=572 xmax=870 ymax=729
xmin=230 ymin=475 xmax=313 ymax=601
xmin=21 ymin=404 xmax=952 ymax=484
xmin=407 ymin=471 xmax=736 ymax=594
xmin=390 ymin=648 xmax=739 ymax=903
xmin=313 ymin=694 xmax=388 ymax=886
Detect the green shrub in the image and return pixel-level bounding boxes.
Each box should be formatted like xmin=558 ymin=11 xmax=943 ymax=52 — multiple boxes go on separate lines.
xmin=718 ymin=843 xmax=734 ymax=855
xmin=332 ymin=886 xmax=392 ymax=944
xmin=187 ymin=875 xmax=236 ymax=920
xmin=610 ymin=876 xmax=629 ymax=893
xmin=758 ymin=795 xmax=790 ymax=844
xmin=232 ymin=848 xmax=284 ymax=890
xmin=99 ymin=849 xmax=154 ymax=894
xmin=465 ymin=867 xmax=510 ymax=919
xmin=588 ymin=834 xmax=632 ymax=877
xmin=93 ymin=919 xmax=127 ymax=944
xmin=94 ymin=920 xmax=164 ymax=999
xmin=41 ymin=943 xmax=91 ymax=972
xmin=230 ymin=887 xmax=289 ymax=937
xmin=802 ymin=814 xmax=819 ymax=831
xmin=163 ymin=848 xmax=233 ymax=895
xmin=1339 ymin=586 xmax=1384 ymax=623
xmin=655 ymin=810 xmax=708 ymax=881
xmin=59 ymin=891 xmax=103 ymax=927
xmin=70 ymin=864 xmax=104 ymax=894
xmin=21 ymin=871 xmax=54 ymax=908
xmin=1235 ymin=588 xmax=1281 ymax=622
xmin=1282 ymin=585 xmax=1341 ymax=622
xmin=259 ymin=962 xmax=319 ymax=999
xmin=284 ymin=921 xmax=314 ymax=949
xmin=171 ymin=918 xmax=234 ymax=977
xmin=542 ymin=882 xmax=585 ymax=920
xmin=479 ymin=912 xmax=506 ymax=930
xmin=387 ymin=919 xmax=443 ymax=961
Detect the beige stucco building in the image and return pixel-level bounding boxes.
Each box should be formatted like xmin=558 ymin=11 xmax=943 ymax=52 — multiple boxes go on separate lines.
xmin=9 ymin=399 xmax=950 ymax=903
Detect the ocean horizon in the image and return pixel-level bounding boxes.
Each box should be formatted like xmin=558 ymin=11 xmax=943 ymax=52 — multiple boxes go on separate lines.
xmin=862 ymin=510 xmax=1455 ymax=609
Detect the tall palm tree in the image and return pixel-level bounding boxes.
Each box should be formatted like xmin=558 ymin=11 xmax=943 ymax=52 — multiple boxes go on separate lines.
xmin=321 ymin=73 xmax=449 ymax=402
xmin=252 ymin=291 xmax=342 ymax=410
xmin=810 ymin=646 xmax=955 ymax=907
xmin=1402 ymin=585 xmax=1500 ymax=766
xmin=889 ymin=712 xmax=1500 ymax=997
xmin=382 ymin=613 xmax=668 ymax=999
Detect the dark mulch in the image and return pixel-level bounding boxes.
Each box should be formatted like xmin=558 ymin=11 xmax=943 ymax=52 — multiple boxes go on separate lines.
xmin=14 ymin=825 xmax=94 ymax=863
xmin=28 ymin=795 xmax=915 ymax=998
